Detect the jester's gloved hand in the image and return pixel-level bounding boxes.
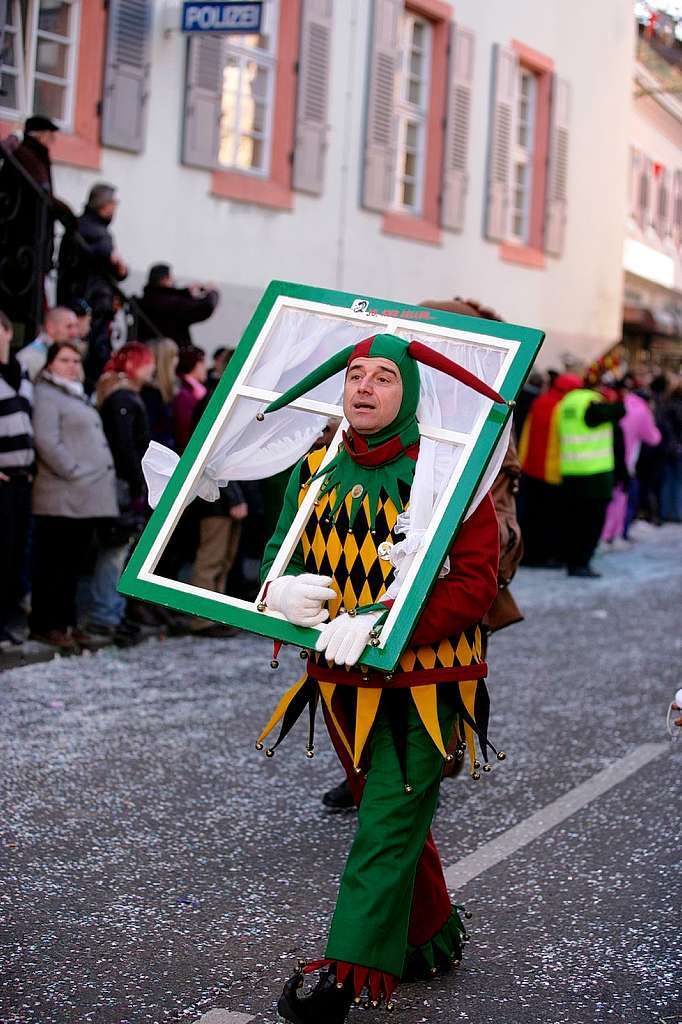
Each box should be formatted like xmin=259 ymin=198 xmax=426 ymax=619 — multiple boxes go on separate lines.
xmin=315 ymin=610 xmax=383 ymax=667
xmin=265 ymin=573 xmax=336 ymax=627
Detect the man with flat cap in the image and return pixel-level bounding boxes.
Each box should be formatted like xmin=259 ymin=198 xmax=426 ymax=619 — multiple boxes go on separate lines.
xmin=58 ymin=182 xmax=129 ymax=387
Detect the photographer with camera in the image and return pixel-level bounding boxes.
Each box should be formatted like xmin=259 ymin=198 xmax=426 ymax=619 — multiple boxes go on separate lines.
xmin=135 ymin=263 xmax=220 ymax=349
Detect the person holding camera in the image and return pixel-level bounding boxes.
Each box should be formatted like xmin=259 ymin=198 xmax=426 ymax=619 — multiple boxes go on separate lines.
xmin=135 ymin=263 xmax=220 ymax=349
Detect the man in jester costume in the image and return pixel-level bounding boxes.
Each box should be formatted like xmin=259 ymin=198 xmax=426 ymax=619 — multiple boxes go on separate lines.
xmin=256 ymin=334 xmax=506 ymax=1023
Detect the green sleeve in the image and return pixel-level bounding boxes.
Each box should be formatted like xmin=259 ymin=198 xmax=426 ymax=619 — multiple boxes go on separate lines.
xmin=260 ymin=457 xmax=308 ymax=584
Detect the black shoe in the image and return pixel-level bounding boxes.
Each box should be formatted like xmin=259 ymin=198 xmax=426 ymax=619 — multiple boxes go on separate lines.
xmin=0 ymin=627 xmax=23 ymax=647
xmin=191 ymin=623 xmax=238 ymax=639
xmin=278 ymin=970 xmax=352 ymax=1024
xmin=567 ymin=566 xmax=601 ymax=578
xmin=113 ymin=621 xmax=143 ymax=648
xmin=322 ymin=778 xmax=356 ymax=811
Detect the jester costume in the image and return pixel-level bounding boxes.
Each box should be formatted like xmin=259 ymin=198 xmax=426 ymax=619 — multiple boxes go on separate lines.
xmin=256 ymin=335 xmax=505 ymax=1020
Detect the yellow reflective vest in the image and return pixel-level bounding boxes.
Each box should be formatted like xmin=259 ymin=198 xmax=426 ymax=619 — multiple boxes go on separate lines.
xmin=557 ymin=389 xmax=614 ymax=477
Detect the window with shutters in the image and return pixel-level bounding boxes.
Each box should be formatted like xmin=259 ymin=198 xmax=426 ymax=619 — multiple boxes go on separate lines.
xmin=380 ymin=0 xmax=451 ymax=245
xmin=0 ymin=0 xmax=104 ymax=170
xmin=509 ymin=67 xmax=536 ymax=244
xmin=0 ymin=0 xmax=80 ymax=127
xmin=392 ymin=12 xmax=432 ymax=214
xmin=195 ymin=0 xmax=300 ymax=210
xmin=496 ymin=40 xmax=554 ymax=269
xmin=219 ymin=0 xmax=278 ymax=176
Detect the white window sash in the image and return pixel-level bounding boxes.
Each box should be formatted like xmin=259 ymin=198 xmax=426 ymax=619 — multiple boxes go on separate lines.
xmin=508 ymin=67 xmax=537 ymax=244
xmin=219 ymin=0 xmax=278 ymax=177
xmin=392 ymin=11 xmax=432 ymax=216
xmin=25 ymin=0 xmax=80 ymax=130
xmin=0 ymin=0 xmax=26 ymax=118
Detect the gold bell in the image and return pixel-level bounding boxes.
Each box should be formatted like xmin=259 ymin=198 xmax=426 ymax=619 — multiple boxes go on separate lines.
xmin=354 ymin=765 xmax=363 ymax=775
xmin=464 ymin=910 xmax=473 ymax=920
xmin=257 ymin=602 xmax=266 ymax=612
xmin=265 ymin=749 xmax=275 ymax=758
xmin=256 ymin=411 xmax=265 ymax=421
xmin=385 ymin=673 xmax=393 ymax=681
xmin=386 ymin=1000 xmax=395 ymax=1012
xmin=473 ymin=759 xmax=481 ymax=770
xmin=347 ymin=608 xmax=357 ymax=617
xmin=255 ymin=742 xmax=264 ymax=750
xmin=370 ymin=638 xmax=380 ymax=647
xmin=305 ymin=749 xmax=315 ymax=759
xmin=404 ymin=783 xmax=413 ymax=794
xmin=429 ymin=966 xmax=437 ymax=976
xmin=471 ymin=771 xmax=481 ymax=781
xmin=445 ymin=753 xmax=454 ymax=763
xmin=299 ymin=649 xmax=308 ymax=659
xmin=497 ymin=750 xmax=507 ymax=761
xmin=270 ymin=659 xmax=279 ymax=669
xmin=483 ymin=763 xmax=492 ymax=773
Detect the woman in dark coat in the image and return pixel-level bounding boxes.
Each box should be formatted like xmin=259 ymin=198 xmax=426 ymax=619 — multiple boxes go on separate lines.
xmin=80 ymin=343 xmax=155 ymax=644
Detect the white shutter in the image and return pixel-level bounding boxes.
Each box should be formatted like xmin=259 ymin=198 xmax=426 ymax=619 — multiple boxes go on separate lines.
xmin=672 ymin=169 xmax=682 ymax=249
xmin=182 ymin=35 xmax=222 ymax=170
xmin=544 ymin=75 xmax=570 ymax=257
xmin=362 ymin=0 xmax=401 ymax=212
xmin=638 ymin=156 xmax=652 ymax=231
xmin=0 ymin=1 xmax=7 ymax=58
xmin=655 ymin=166 xmax=670 ymax=239
xmin=441 ymin=24 xmax=474 ymax=232
xmin=100 ymin=0 xmax=153 ymax=153
xmin=485 ymin=43 xmax=517 ymax=241
xmin=628 ymin=147 xmax=641 ymax=223
xmin=293 ymin=0 xmax=333 ymax=195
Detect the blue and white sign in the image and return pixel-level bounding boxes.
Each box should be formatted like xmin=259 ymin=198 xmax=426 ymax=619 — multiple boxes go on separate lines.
xmin=181 ymin=2 xmax=263 ymax=33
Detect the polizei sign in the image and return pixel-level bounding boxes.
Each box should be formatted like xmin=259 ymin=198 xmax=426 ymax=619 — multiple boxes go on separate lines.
xmin=181 ymin=2 xmax=263 ymax=33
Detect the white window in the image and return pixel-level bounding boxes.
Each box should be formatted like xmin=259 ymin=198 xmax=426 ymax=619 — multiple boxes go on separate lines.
xmin=509 ymin=67 xmax=537 ymax=244
xmin=393 ymin=11 xmax=432 ymax=215
xmin=218 ymin=0 xmax=278 ymax=176
xmin=0 ymin=0 xmax=80 ymax=127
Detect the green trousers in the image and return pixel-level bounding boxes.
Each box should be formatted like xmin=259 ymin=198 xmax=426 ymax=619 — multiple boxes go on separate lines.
xmin=325 ymin=698 xmax=458 ymax=979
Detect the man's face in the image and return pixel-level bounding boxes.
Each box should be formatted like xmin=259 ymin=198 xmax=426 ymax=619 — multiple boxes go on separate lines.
xmin=0 ymin=323 xmax=13 ymax=361
xmin=76 ymin=313 xmax=92 ymax=339
xmin=98 ymin=199 xmax=118 ymax=222
xmin=48 ymin=311 xmax=79 ymax=342
xmin=343 ymin=357 xmax=403 ymax=434
xmin=31 ymin=129 xmax=58 ymax=151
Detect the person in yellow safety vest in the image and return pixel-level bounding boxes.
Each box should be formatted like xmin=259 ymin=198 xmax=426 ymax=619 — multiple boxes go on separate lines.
xmin=556 ymin=384 xmax=625 ymax=577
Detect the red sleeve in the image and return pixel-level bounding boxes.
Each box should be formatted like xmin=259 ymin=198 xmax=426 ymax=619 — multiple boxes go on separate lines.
xmin=392 ymin=492 xmax=499 ymax=646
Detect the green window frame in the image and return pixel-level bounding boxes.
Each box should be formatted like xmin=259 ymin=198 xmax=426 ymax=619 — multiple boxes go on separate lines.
xmin=118 ymin=280 xmax=543 ymax=671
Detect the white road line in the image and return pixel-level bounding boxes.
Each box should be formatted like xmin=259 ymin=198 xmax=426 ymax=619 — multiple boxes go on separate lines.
xmin=444 ymin=741 xmax=668 ymax=890
xmin=195 ymin=1011 xmax=254 ymax=1024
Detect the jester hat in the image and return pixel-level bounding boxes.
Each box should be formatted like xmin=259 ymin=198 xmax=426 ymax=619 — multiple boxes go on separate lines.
xmin=259 ymin=333 xmax=509 ymax=528
xmin=262 ymin=333 xmax=508 ymax=423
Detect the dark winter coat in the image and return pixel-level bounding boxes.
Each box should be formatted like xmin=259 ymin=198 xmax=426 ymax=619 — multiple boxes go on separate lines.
xmin=57 ymin=207 xmax=127 ymax=316
xmin=135 ymin=284 xmax=219 ymax=347
xmin=99 ymin=386 xmax=151 ymax=501
xmin=0 ymin=135 xmax=54 ymax=323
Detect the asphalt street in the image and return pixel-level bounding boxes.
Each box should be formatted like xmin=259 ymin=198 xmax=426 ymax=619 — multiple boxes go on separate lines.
xmin=1 ymin=523 xmax=681 ymax=1024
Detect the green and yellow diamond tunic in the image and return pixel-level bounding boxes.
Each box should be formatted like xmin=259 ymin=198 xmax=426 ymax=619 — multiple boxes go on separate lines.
xmin=258 ymin=445 xmax=500 ymax=997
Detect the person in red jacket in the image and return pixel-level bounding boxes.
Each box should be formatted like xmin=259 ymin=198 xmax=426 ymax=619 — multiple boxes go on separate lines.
xmin=254 ymin=334 xmax=503 ymax=1023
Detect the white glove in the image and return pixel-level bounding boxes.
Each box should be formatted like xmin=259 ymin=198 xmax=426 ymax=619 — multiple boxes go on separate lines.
xmin=315 ymin=611 xmax=382 ymax=667
xmin=265 ymin=573 xmax=336 ymax=627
